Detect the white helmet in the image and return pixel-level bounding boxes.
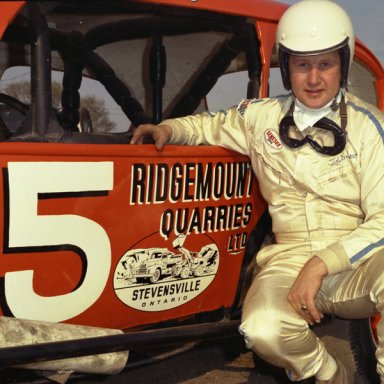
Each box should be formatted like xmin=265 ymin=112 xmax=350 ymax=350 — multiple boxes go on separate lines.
xmin=276 ymin=0 xmax=355 ymax=90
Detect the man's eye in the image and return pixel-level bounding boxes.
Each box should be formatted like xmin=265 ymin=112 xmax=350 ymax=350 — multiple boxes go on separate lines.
xmin=319 ymin=62 xmax=332 ymax=70
xmin=297 ymin=62 xmax=310 ymax=70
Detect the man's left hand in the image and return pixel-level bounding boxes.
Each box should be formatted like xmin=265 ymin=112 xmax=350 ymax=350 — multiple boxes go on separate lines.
xmin=288 ymin=256 xmax=328 ymax=325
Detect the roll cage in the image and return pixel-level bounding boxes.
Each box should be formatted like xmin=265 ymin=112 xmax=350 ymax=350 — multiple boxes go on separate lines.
xmin=0 ymin=1 xmax=262 ymax=143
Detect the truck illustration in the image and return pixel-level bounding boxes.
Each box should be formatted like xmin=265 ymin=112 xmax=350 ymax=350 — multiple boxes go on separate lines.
xmin=134 ymin=248 xmax=184 ymax=283
xmin=117 ymin=241 xmax=219 ymax=285
xmin=138 ymin=243 xmax=219 ymax=283
xmin=176 ymin=244 xmax=219 ymax=278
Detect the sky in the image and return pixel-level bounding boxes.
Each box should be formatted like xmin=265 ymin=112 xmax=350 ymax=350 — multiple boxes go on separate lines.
xmin=282 ymin=0 xmax=384 ymax=66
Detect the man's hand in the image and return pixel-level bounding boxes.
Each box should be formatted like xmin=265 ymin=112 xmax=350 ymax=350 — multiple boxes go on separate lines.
xmin=130 ymin=124 xmax=172 ymax=150
xmin=288 ymin=256 xmax=328 ymax=325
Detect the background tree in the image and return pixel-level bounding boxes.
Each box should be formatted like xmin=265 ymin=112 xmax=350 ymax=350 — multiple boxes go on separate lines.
xmin=80 ymin=95 xmax=115 ymax=132
xmin=1 ymin=80 xmax=115 ymax=132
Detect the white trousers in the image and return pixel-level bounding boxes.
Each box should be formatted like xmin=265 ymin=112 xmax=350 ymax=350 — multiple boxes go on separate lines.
xmin=239 ymin=250 xmax=384 ymax=381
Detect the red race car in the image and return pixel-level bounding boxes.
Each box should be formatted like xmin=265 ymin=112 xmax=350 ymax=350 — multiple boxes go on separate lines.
xmin=0 ymin=1 xmax=382 ymax=383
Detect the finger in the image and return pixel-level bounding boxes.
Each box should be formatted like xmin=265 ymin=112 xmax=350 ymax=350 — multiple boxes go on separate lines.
xmin=288 ymin=294 xmax=316 ymax=324
xmin=131 ymin=125 xmax=150 ymax=143
xmin=302 ymin=313 xmax=315 ymax=325
xmin=304 ymin=301 xmax=324 ymax=324
xmin=297 ymin=305 xmax=315 ymax=325
xmin=130 ymin=135 xmax=143 ymax=145
xmin=154 ymin=135 xmax=168 ymax=150
xmin=130 ymin=130 xmax=142 ymax=144
xmin=308 ymin=307 xmax=324 ymax=324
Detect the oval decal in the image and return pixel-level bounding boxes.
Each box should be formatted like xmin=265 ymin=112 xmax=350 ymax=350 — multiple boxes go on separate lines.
xmin=113 ymin=233 xmax=219 ymax=312
xmin=264 ymin=129 xmax=283 ymax=150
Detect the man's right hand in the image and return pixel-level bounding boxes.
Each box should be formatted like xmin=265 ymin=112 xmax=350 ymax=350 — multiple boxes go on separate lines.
xmin=130 ymin=124 xmax=172 ymax=150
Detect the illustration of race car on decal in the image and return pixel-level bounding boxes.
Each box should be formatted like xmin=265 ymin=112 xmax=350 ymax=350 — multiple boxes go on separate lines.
xmin=0 ymin=1 xmax=382 ymax=383
xmin=114 ymin=236 xmax=220 ymax=311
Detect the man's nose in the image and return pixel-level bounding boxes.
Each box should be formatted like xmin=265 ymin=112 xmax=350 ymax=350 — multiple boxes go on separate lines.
xmin=307 ymin=67 xmax=321 ymax=84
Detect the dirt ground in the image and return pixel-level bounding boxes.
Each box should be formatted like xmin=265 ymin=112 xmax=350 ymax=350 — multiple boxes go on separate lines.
xmin=0 ymin=318 xmax=366 ymax=384
xmin=71 ymin=318 xmax=364 ymax=384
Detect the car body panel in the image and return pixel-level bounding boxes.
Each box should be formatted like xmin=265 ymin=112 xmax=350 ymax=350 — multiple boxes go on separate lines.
xmin=0 ymin=141 xmax=265 ymax=330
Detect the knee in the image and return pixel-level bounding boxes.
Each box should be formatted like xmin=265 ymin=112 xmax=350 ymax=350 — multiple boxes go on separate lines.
xmin=239 ymin=312 xmax=283 ymax=356
xmin=365 ymin=253 xmax=384 ymax=302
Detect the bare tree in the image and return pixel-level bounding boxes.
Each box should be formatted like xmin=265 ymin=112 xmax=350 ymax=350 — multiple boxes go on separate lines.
xmin=0 ymin=80 xmax=61 ymax=107
xmin=80 ymin=95 xmax=115 ymax=132
xmin=1 ymin=80 xmax=115 ymax=132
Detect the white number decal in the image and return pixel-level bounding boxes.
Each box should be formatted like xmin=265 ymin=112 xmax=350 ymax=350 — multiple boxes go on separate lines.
xmin=5 ymin=162 xmax=113 ymax=322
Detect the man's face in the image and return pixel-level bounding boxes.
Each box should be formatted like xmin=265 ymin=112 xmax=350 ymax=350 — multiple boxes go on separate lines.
xmin=289 ymin=51 xmax=342 ymax=109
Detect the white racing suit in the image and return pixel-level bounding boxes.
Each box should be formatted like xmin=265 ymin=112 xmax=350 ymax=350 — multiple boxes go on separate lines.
xmin=162 ymin=92 xmax=384 ymax=381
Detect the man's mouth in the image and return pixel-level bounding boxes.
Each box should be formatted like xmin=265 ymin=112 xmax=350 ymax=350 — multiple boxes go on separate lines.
xmin=306 ymin=89 xmax=323 ymax=96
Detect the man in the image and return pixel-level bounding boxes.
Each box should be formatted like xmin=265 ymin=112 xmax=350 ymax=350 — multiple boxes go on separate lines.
xmin=131 ymin=1 xmax=384 ymax=382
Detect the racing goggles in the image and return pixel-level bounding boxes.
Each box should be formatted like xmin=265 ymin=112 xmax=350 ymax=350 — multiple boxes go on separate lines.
xmin=279 ymin=97 xmax=347 ymax=156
